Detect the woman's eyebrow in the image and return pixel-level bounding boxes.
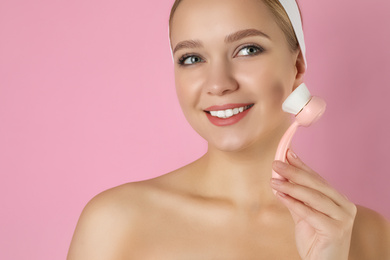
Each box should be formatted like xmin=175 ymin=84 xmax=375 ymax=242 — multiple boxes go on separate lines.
xmin=225 ymin=28 xmax=271 ymax=43
xmin=173 ymin=28 xmax=270 ymax=55
xmin=173 ymin=40 xmax=203 ymax=55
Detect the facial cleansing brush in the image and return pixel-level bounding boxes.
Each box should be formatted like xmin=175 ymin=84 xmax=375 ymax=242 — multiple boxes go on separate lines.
xmin=272 ymin=83 xmax=326 ymax=194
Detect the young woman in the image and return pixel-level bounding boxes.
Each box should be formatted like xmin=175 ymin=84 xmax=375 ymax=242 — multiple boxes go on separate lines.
xmin=67 ymin=0 xmax=390 ymax=259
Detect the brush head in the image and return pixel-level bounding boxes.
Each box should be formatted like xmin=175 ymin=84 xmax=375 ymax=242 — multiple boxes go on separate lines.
xmin=282 ymin=83 xmax=312 ymax=115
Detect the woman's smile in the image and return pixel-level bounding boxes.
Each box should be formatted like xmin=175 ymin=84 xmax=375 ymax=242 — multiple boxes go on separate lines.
xmin=204 ymin=103 xmax=255 ymax=126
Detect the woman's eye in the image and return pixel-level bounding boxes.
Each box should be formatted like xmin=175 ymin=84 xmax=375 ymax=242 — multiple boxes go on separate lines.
xmin=178 ymin=55 xmax=203 ymax=66
xmin=236 ymin=45 xmax=263 ymax=56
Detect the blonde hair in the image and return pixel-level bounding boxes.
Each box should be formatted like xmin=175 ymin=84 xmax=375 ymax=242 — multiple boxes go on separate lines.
xmin=168 ymin=0 xmax=303 ymax=53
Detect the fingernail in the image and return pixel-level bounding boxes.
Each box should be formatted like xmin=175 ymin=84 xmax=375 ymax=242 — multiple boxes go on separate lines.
xmin=289 ymin=149 xmax=298 ymax=159
xmin=271 ymin=178 xmax=284 ymax=185
xmin=277 ymin=192 xmax=287 ymax=198
xmin=274 ymin=161 xmax=287 ymax=169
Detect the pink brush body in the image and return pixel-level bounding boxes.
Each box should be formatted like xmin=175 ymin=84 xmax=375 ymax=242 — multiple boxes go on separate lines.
xmin=272 ymin=96 xmax=327 ymax=195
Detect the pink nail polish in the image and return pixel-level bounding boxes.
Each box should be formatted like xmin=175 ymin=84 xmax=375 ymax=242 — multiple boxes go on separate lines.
xmin=289 ymin=149 xmax=298 ymax=159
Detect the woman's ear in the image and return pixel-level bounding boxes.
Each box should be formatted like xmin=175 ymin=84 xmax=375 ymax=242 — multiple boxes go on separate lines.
xmin=292 ymin=50 xmax=306 ymax=91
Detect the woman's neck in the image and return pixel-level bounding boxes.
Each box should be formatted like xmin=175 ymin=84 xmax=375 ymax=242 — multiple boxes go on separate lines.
xmin=190 ymin=121 xmax=291 ymax=210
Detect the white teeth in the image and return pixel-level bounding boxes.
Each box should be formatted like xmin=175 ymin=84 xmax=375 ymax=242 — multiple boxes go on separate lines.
xmin=217 ymin=111 xmax=225 ymax=118
xmin=208 ymin=105 xmax=252 ymax=119
xmin=225 ymin=109 xmax=234 ymax=117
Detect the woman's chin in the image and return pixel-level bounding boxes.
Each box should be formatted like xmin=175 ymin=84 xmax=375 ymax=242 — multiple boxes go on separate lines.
xmin=204 ymin=123 xmax=286 ymax=154
xmin=207 ymin=135 xmax=255 ymax=153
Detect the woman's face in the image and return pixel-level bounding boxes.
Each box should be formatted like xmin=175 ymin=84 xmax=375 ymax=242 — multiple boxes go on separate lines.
xmin=170 ymin=0 xmax=303 ymax=152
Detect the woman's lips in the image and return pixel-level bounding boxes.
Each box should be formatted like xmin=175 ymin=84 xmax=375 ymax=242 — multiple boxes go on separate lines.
xmin=204 ymin=103 xmax=254 ymax=126
xmin=204 ymin=103 xmax=254 ymax=111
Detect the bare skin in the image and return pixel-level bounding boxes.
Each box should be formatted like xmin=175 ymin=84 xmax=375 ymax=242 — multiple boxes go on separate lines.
xmin=67 ymin=154 xmax=390 ymax=260
xmin=67 ymin=0 xmax=390 ymax=259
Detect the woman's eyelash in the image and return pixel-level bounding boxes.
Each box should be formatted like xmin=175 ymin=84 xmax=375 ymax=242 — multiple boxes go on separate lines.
xmin=177 ymin=54 xmax=202 ymax=66
xmin=177 ymin=55 xmax=187 ymax=65
xmin=177 ymin=44 xmax=265 ymax=66
xmin=238 ymin=44 xmax=265 ymax=56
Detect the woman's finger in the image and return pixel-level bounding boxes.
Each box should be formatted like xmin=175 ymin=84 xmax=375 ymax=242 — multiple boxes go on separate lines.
xmin=272 ymin=149 xmax=357 ymax=218
xmin=273 ymin=162 xmax=353 ymax=216
xmin=286 ymin=149 xmax=328 ymax=183
xmin=271 ymin=178 xmax=345 ymax=220
xmin=274 ymin=191 xmax=340 ymax=234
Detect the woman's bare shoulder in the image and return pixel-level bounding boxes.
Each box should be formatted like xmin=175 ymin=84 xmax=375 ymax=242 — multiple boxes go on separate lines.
xmin=75 ymin=167 xmax=187 ymax=218
xmin=67 ymin=174 xmax=180 ymax=259
xmin=349 ymin=204 xmax=390 ymax=259
xmin=71 ymin=174 xmax=180 ymax=226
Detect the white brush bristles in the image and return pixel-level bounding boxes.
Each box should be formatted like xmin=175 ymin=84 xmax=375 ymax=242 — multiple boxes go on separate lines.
xmin=282 ymin=83 xmax=312 ymax=115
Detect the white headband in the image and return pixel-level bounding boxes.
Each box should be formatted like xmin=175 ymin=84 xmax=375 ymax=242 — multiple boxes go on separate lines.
xmin=168 ymin=0 xmax=307 ymax=68
xmin=278 ymin=0 xmax=307 ymax=68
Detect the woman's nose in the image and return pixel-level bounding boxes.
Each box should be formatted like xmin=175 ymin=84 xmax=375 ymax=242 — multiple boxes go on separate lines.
xmin=204 ymin=62 xmax=238 ymax=96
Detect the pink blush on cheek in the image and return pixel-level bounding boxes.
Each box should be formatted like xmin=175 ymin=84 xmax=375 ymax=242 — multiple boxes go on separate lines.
xmin=260 ymin=81 xmax=286 ymax=110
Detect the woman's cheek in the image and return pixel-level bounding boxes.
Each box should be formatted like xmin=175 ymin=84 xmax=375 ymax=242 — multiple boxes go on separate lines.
xmin=245 ymin=68 xmax=289 ymax=128
xmin=175 ymin=85 xmax=193 ymax=122
xmin=238 ymin=63 xmax=285 ymax=106
xmin=268 ymin=81 xmax=286 ymax=110
xmin=175 ymin=72 xmax=194 ymax=108
xmin=174 ymin=73 xmax=204 ymax=128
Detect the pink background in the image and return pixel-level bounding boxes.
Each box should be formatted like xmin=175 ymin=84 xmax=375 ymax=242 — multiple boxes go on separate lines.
xmin=1 ymin=0 xmax=389 ymax=259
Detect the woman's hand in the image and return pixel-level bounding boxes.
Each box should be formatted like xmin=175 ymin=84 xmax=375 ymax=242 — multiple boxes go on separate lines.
xmin=271 ymin=149 xmax=357 ymax=260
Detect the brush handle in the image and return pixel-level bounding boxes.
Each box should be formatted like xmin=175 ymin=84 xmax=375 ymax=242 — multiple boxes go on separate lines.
xmin=271 ymin=120 xmax=300 ymax=194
